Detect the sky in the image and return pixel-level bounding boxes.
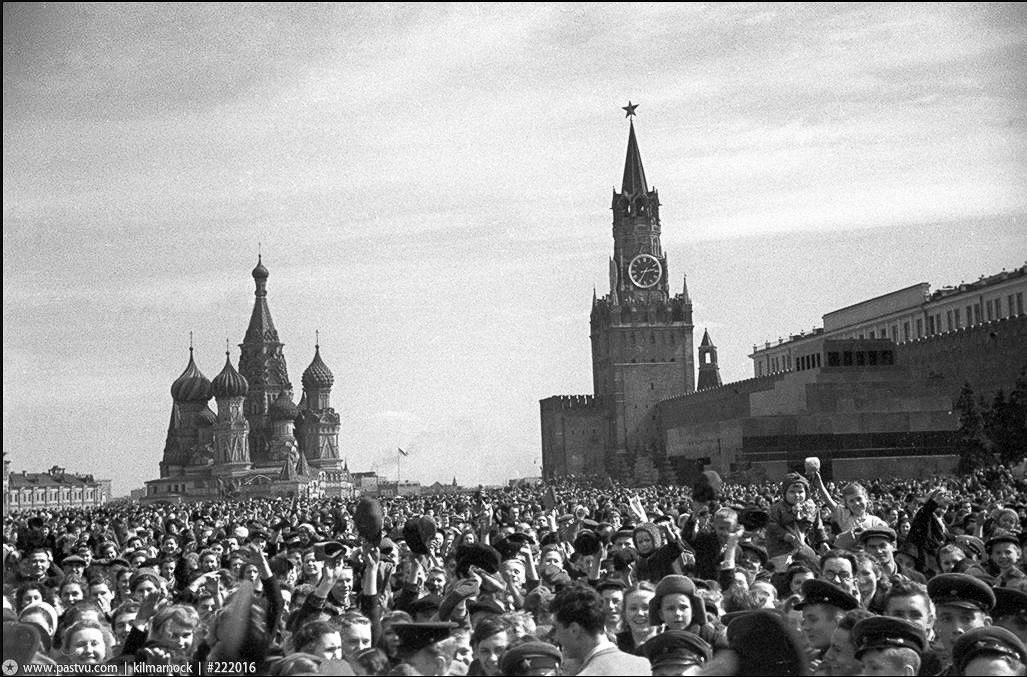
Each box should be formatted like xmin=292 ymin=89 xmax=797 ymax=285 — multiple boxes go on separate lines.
xmin=4 ymin=3 xmax=1026 ymax=496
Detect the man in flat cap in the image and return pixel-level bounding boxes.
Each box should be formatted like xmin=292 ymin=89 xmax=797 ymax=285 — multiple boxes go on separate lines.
xmin=640 ymin=629 xmax=712 ymax=676
xmin=389 ymin=621 xmax=459 ymax=676
xmin=499 ymin=639 xmax=563 ymax=677
xmin=927 ymin=572 xmax=996 ymax=673
xmin=951 ymin=625 xmax=1027 ymax=676
xmin=860 ymin=527 xmax=927 ymax=584
xmin=796 ymin=578 xmax=861 ymax=663
xmin=984 ymin=534 xmax=1026 ymax=588
xmin=852 ymin=616 xmax=927 ymax=676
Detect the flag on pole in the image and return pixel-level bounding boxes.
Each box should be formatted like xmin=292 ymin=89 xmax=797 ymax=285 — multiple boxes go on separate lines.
xmin=398 ymin=447 xmax=409 ymax=457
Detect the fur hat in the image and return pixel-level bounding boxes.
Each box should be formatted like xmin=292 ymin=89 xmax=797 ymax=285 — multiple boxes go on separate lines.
xmin=633 ymin=522 xmax=663 ymax=551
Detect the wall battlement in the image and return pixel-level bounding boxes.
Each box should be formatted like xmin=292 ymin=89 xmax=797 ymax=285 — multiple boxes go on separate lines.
xmin=540 ymin=394 xmax=603 ymax=411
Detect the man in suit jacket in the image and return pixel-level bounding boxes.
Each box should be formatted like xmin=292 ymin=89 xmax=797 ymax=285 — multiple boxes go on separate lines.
xmin=550 ymin=583 xmax=651 ymax=676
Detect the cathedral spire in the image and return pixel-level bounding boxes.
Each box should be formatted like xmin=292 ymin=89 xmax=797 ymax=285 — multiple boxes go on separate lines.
xmin=621 ymin=119 xmax=649 ymax=197
xmin=682 ymin=274 xmax=692 ymax=303
xmin=244 ymin=255 xmax=279 ymax=344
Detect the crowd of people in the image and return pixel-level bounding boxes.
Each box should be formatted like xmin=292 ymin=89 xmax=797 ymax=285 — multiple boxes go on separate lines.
xmin=3 ymin=462 xmax=1027 ymax=676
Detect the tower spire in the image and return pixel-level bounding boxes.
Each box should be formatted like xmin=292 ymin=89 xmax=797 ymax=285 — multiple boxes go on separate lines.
xmin=621 ymin=103 xmax=648 ymax=197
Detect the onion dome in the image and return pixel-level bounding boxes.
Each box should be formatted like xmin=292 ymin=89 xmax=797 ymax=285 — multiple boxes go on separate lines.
xmin=197 ymin=405 xmax=217 ymax=426
xmin=302 ymin=345 xmax=334 ymax=390
xmin=211 ymin=352 xmax=249 ymax=398
xmin=170 ymin=348 xmax=212 ymax=403
xmin=252 ymin=254 xmax=269 ymax=280
xmin=269 ymin=390 xmax=299 ymax=421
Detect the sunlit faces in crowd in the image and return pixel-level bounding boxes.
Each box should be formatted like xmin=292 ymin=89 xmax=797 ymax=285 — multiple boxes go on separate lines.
xmin=820 ymin=554 xmax=860 ymax=598
xmin=502 ymin=559 xmax=527 ymax=591
xmin=938 ymin=545 xmax=967 ymax=573
xmin=859 ymin=647 xmax=920 ymax=676
xmin=62 ymin=620 xmax=113 ymax=665
xmin=110 ymin=606 xmax=140 ymax=647
xmin=933 ymin=604 xmax=990 ymax=653
xmin=801 ymin=603 xmax=847 ymax=653
xmin=150 ymin=605 xmax=200 ymax=659
xmin=599 ymin=586 xmax=624 ymax=628
xmin=198 ymin=550 xmax=220 ymax=573
xmin=59 ymin=577 xmax=86 ymax=609
xmin=823 ymin=611 xmax=872 ymax=677
xmin=25 ymin=549 xmax=51 ymax=578
xmin=991 ymin=542 xmax=1023 ymax=574
xmin=750 ymin=581 xmax=777 ymax=609
xmin=540 ymin=546 xmax=564 ymax=569
xmin=336 ymin=613 xmax=373 ymax=660
xmin=883 ymin=582 xmax=935 ymax=635
xmin=87 ymin=579 xmax=114 ymax=611
xmin=471 ymin=618 xmax=511 ymax=677
xmin=853 ymin=554 xmax=882 ymax=606
xmin=425 ymin=567 xmax=448 ymax=596
xmin=623 ymin=584 xmax=656 ymax=636
xmin=17 ymin=583 xmax=46 ymax=610
xmin=159 ymin=559 xmax=176 ymax=582
xmin=659 ymin=593 xmax=693 ymax=631
xmin=241 ymin=562 xmax=260 ymax=583
xmin=302 ymin=551 xmax=324 ymax=579
xmin=788 ymin=566 xmax=816 ymax=597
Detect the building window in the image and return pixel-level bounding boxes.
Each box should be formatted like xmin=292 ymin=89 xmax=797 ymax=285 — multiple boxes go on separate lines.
xmin=986 ymin=300 xmax=993 ymax=321
xmin=916 ymin=319 xmax=924 ymax=338
xmin=869 ymin=330 xmax=875 ymax=339
xmin=903 ymin=322 xmax=910 ymax=341
xmin=1018 ymin=293 xmax=1024 ymax=315
xmin=843 ymin=351 xmax=853 ymax=366
xmin=966 ymin=305 xmax=973 ymax=325
xmin=954 ymin=308 xmax=961 ymax=328
xmin=946 ymin=310 xmax=953 ymax=331
xmin=974 ymin=304 xmax=981 ymax=323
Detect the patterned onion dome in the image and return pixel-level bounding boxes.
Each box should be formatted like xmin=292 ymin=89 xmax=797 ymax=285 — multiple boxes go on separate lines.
xmin=269 ymin=390 xmax=299 ymax=421
xmin=211 ymin=352 xmax=249 ymax=398
xmin=252 ymin=255 xmax=269 ymax=280
xmin=302 ymin=345 xmax=334 ymax=390
xmin=170 ymin=349 xmax=212 ymax=403
xmin=197 ymin=405 xmax=217 ymax=426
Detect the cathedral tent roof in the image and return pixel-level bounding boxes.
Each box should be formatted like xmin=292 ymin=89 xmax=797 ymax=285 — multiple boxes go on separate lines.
xmin=621 ymin=120 xmax=649 ymax=197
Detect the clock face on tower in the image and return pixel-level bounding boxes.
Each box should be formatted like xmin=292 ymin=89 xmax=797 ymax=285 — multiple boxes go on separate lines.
xmin=628 ymin=254 xmax=662 ymax=288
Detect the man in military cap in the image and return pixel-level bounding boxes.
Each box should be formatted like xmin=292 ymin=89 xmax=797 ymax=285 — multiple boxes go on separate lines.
xmin=796 ymin=578 xmax=861 ymax=662
xmin=994 ymin=587 xmax=1027 ymax=644
xmin=951 ymin=625 xmax=1027 ymax=676
xmin=927 ymin=572 xmax=996 ymax=671
xmin=640 ymin=629 xmax=712 ymax=676
xmin=499 ymin=640 xmax=563 ymax=677
xmin=852 ymin=615 xmax=926 ymax=676
xmin=390 ymin=621 xmax=459 ymax=675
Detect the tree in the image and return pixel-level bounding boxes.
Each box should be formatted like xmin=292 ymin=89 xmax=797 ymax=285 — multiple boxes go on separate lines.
xmin=989 ymin=371 xmax=1027 ymax=466
xmin=954 ymin=382 xmax=995 ymax=475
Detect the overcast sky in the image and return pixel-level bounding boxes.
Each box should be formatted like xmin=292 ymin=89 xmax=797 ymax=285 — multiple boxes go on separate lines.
xmin=4 ymin=3 xmax=1026 ymax=495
